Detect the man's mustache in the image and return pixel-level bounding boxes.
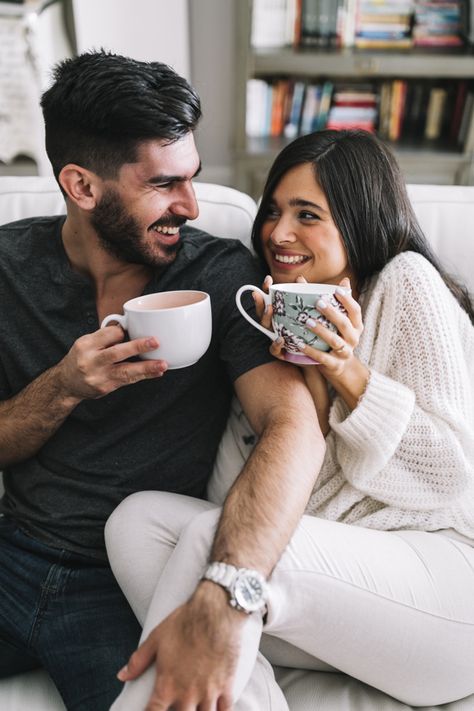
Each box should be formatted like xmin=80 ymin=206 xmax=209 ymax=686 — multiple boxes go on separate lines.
xmin=150 ymin=216 xmax=187 ymax=230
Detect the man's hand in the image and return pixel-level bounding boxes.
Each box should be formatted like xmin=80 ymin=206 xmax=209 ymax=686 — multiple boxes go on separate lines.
xmin=57 ymin=324 xmax=168 ymax=401
xmin=0 ymin=324 xmax=168 ymax=468
xmin=117 ymin=582 xmax=244 ymax=711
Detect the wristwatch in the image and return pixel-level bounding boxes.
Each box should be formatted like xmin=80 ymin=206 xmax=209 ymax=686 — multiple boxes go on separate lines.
xmin=203 ymin=561 xmax=268 ymax=614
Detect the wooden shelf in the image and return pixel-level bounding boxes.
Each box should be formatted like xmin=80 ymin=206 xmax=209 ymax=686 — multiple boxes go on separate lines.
xmin=234 ymin=1 xmax=474 ymax=197
xmin=252 ymin=47 xmax=474 ymax=79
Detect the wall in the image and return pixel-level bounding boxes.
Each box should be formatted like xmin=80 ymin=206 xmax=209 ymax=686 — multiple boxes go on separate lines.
xmin=0 ymin=0 xmax=236 ymax=186
xmin=72 ymin=0 xmax=235 ymax=186
xmin=71 ymin=0 xmax=190 ymax=78
xmin=189 ymin=0 xmax=236 ymax=187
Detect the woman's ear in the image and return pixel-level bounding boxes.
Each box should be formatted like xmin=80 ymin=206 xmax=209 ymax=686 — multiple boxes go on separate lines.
xmin=58 ymin=164 xmax=102 ymax=210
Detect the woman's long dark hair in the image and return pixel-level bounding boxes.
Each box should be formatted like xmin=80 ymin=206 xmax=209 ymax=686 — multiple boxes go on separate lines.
xmin=251 ymin=129 xmax=473 ymax=322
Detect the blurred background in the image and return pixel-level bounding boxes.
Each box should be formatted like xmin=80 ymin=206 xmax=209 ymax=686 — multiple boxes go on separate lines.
xmin=1 ymin=0 xmax=474 ymax=198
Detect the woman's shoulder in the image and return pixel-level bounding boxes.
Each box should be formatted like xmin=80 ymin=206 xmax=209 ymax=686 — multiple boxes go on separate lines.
xmin=370 ymin=251 xmax=473 ymax=340
xmin=378 ymin=251 xmax=442 ymax=287
xmin=371 ymin=251 xmax=454 ymax=309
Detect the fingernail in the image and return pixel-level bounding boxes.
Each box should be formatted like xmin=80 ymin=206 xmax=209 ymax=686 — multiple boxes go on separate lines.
xmin=146 ymin=338 xmax=158 ymax=348
xmin=336 ymin=286 xmax=351 ymax=296
xmin=306 ymin=318 xmax=317 ymax=328
xmin=117 ymin=665 xmax=128 ymax=680
xmin=317 ymin=299 xmax=327 ymax=309
xmin=276 ymin=337 xmax=284 ymax=345
xmin=252 ymin=291 xmax=257 ymax=302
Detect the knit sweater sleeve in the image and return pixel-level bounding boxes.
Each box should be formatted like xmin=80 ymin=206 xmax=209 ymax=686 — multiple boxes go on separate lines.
xmin=329 ymin=252 xmax=474 ymax=511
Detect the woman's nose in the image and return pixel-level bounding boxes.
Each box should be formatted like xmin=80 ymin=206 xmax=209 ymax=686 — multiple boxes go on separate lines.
xmin=270 ymin=220 xmax=296 ymax=244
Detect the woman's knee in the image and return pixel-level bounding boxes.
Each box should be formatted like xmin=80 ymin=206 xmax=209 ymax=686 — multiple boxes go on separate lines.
xmin=176 ymin=507 xmax=222 ymax=562
xmin=105 ymin=491 xmax=156 ymax=550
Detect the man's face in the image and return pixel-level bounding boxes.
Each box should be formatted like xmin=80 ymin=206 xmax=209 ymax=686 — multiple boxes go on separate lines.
xmin=91 ymin=132 xmax=201 ymax=269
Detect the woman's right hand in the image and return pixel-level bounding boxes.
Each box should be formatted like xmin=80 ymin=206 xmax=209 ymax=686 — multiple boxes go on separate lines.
xmin=256 ymin=274 xmax=331 ymax=434
xmin=254 ymin=275 xmax=287 ymax=362
xmin=253 ymin=274 xmax=274 ymax=331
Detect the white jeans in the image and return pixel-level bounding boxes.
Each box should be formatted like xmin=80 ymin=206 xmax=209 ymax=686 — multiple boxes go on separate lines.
xmin=106 ymin=491 xmax=474 ymax=709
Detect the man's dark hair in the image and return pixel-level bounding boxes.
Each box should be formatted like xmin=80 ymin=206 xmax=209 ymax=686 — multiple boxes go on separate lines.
xmin=40 ymin=50 xmax=201 ymax=182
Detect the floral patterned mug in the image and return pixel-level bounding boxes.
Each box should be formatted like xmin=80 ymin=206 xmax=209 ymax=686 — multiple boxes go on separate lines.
xmin=235 ymin=282 xmax=346 ymax=365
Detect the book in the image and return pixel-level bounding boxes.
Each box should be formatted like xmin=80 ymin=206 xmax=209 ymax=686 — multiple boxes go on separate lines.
xmin=315 ymin=80 xmax=333 ymax=130
xmin=389 ymin=80 xmax=408 ymax=141
xmin=424 ymin=87 xmax=448 ymax=140
xmin=246 ymin=79 xmax=269 ymax=138
xmin=461 ymin=94 xmax=474 ymax=151
xmin=355 ymin=36 xmax=413 ymax=47
xmin=339 ymin=0 xmax=357 ymax=46
xmin=378 ymin=81 xmax=392 ymax=139
xmin=270 ymin=79 xmax=290 ymax=136
xmin=458 ymin=90 xmax=474 ymax=147
xmin=251 ymin=0 xmax=289 ymax=48
xmin=300 ymin=83 xmax=322 ymax=134
xmin=284 ymin=80 xmax=306 ymax=138
xmin=300 ymin=0 xmax=321 ymax=45
xmin=403 ymin=82 xmax=425 ymax=140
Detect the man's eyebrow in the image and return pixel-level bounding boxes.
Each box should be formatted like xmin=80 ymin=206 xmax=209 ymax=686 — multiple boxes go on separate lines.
xmin=147 ymin=162 xmax=202 ymax=185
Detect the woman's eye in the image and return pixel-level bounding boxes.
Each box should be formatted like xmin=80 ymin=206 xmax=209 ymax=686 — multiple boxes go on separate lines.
xmin=264 ymin=207 xmax=280 ymax=220
xmin=299 ymin=211 xmax=319 ymax=221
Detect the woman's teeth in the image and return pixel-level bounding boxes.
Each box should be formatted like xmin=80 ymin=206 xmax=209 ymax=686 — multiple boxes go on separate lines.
xmin=152 ymin=225 xmax=179 ymax=235
xmin=274 ymin=253 xmax=308 ymax=264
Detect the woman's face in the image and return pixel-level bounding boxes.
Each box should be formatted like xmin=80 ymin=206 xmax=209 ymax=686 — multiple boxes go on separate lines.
xmin=260 ymin=163 xmax=354 ymax=286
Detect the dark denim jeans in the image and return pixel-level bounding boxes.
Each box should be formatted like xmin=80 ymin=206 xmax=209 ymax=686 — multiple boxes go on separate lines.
xmin=0 ymin=515 xmax=141 ymax=711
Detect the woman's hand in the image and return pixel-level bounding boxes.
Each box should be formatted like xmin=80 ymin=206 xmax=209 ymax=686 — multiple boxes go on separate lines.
xmin=256 ymin=275 xmax=331 ymax=434
xmin=302 ymin=277 xmax=363 ymax=376
xmin=253 ymin=275 xmax=274 ymax=332
xmin=302 ymin=277 xmax=369 ymax=410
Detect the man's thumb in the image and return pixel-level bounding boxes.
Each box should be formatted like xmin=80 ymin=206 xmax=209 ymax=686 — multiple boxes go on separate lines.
xmin=117 ymin=637 xmax=155 ymax=681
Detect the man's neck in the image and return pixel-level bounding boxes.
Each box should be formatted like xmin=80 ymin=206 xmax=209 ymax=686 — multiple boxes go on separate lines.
xmin=61 ymin=215 xmax=153 ymax=323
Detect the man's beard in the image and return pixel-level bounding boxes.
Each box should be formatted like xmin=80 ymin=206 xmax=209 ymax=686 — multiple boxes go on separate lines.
xmin=91 ymin=187 xmax=184 ymax=269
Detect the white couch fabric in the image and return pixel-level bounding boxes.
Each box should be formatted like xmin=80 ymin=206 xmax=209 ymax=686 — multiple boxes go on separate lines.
xmin=0 ymin=177 xmax=473 ymax=711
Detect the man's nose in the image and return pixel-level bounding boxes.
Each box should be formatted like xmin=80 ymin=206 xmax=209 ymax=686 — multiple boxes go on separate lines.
xmin=172 ymin=182 xmax=199 ymax=221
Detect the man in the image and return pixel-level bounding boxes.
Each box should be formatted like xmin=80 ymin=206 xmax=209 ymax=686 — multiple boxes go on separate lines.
xmin=0 ymin=51 xmax=324 ymax=709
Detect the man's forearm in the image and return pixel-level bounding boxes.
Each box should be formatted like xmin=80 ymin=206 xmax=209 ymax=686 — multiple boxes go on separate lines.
xmin=0 ymin=363 xmax=81 ymax=468
xmin=210 ymin=396 xmax=324 ymax=575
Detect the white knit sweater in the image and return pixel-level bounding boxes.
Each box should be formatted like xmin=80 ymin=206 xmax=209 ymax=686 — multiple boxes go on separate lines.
xmin=306 ymin=251 xmax=474 ymax=540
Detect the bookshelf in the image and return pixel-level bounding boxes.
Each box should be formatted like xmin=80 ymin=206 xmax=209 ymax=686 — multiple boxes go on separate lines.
xmin=234 ymin=1 xmax=474 ymax=198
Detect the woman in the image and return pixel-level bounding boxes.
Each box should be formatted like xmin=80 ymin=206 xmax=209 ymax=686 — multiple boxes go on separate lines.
xmin=107 ymin=130 xmax=474 ymax=710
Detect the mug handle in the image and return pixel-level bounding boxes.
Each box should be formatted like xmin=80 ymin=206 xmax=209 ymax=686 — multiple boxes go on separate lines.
xmin=100 ymin=313 xmax=127 ymax=329
xmin=235 ymin=285 xmax=277 ymax=341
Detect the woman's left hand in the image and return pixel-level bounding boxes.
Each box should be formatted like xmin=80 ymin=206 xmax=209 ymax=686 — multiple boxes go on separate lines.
xmin=303 ymin=277 xmax=364 ymax=377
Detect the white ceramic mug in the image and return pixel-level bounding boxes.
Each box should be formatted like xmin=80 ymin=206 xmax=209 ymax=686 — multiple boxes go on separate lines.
xmin=236 ymin=282 xmax=345 ymax=365
xmin=101 ymin=290 xmax=212 ymax=370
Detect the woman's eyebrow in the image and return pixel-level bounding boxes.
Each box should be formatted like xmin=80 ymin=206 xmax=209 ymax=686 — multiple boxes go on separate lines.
xmin=289 ymin=197 xmax=327 ymax=212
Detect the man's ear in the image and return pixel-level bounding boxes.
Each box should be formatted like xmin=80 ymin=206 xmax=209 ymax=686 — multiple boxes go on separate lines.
xmin=58 ymin=164 xmax=102 ymax=210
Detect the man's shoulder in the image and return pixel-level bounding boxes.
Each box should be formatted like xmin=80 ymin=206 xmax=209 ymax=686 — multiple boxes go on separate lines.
xmin=0 ymin=215 xmax=64 ymax=251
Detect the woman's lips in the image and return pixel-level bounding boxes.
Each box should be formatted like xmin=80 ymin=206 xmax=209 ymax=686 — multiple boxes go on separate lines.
xmin=271 ymin=251 xmax=310 ymax=269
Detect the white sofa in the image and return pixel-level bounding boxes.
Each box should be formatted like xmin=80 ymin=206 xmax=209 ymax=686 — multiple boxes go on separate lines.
xmin=0 ymin=177 xmax=473 ymax=711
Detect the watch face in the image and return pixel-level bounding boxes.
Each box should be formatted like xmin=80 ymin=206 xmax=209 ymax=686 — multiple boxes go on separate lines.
xmin=233 ymin=571 xmax=266 ymax=612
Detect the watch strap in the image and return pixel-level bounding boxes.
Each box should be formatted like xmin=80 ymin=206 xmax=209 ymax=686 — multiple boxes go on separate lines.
xmin=203 ymin=561 xmax=238 ymax=589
